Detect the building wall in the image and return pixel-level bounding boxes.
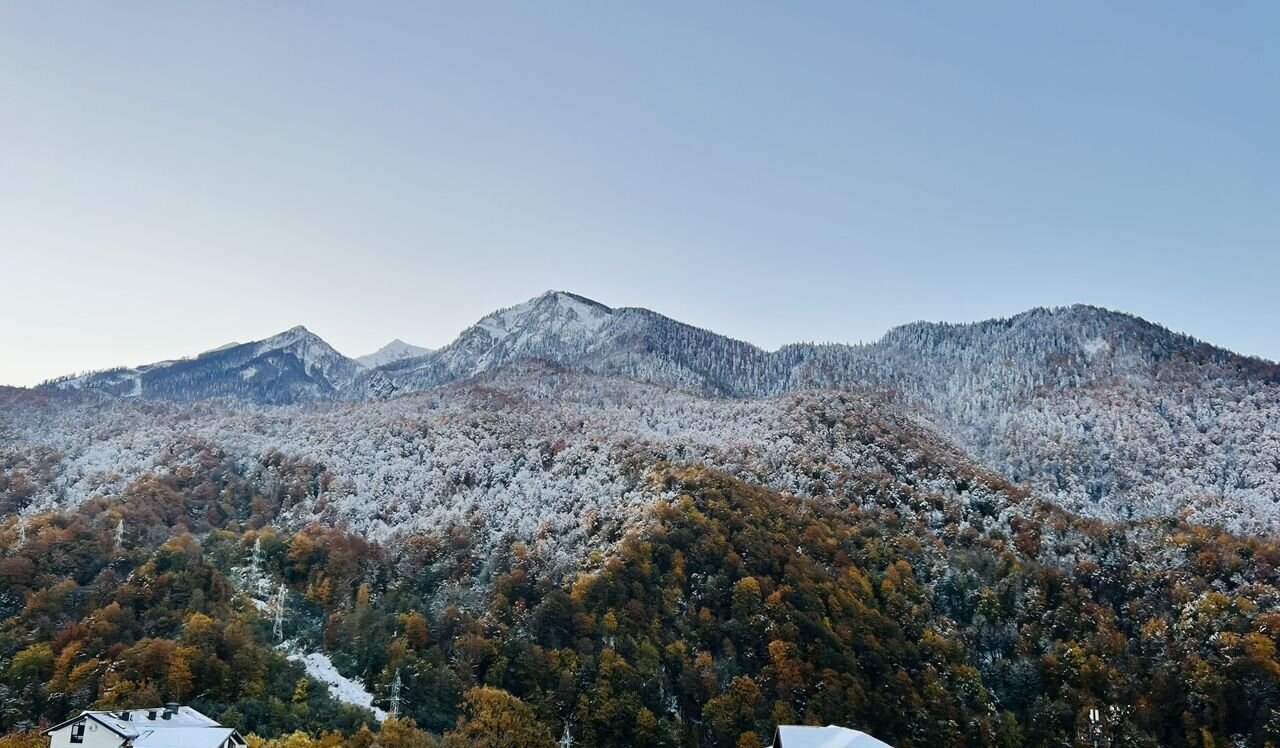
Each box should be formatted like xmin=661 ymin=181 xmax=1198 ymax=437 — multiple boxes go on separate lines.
xmin=47 ymin=719 xmax=124 ymax=748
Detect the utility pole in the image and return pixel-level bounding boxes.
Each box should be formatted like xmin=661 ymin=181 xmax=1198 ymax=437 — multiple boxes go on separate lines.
xmin=389 ymin=669 xmax=403 ymax=718
xmin=250 ymin=537 xmax=264 ymax=583
xmin=272 ymin=583 xmax=287 ymax=643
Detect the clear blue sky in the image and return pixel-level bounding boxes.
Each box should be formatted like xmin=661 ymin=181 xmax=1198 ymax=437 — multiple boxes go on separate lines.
xmin=1 ymin=2 xmax=1276 ymax=386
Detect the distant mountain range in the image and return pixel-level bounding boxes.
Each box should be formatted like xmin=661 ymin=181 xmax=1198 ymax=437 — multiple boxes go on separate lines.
xmin=24 ymin=290 xmax=1280 ymax=531
xmin=45 ymin=289 xmax=1280 ymax=402
xmin=355 ymin=339 xmax=432 ymax=369
xmin=47 ymin=324 xmax=362 ymax=404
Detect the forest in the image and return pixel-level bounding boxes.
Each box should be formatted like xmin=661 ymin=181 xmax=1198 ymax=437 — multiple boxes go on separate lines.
xmin=3 ymin=445 xmax=1280 ymax=748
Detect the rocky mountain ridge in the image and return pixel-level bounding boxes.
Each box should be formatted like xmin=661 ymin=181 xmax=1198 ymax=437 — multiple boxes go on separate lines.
xmin=31 ymin=291 xmax=1280 ymax=533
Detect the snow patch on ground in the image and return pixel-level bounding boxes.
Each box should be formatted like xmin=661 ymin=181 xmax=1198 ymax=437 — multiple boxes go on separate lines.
xmin=282 ymin=643 xmax=387 ymax=722
xmin=1081 ymin=337 xmax=1110 ymax=356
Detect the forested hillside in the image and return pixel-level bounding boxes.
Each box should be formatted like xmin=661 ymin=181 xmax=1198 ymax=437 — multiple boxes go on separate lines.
xmin=4 ymin=417 xmax=1280 ymax=746
xmin=3 ymin=371 xmax=1021 ymax=563
xmin=10 ymin=294 xmax=1280 ymax=747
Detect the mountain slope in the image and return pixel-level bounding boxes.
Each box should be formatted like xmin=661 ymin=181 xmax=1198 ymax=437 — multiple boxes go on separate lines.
xmin=7 ymin=394 xmax=1280 ymax=746
xmin=366 ymin=297 xmax=1280 ymax=531
xmin=785 ymin=306 xmax=1280 ymax=526
xmin=365 ymin=291 xmax=774 ymax=397
xmin=30 ymin=292 xmax=1280 ymax=533
xmin=4 ymin=366 xmax=1025 ymax=553
xmin=47 ymin=326 xmax=363 ymax=405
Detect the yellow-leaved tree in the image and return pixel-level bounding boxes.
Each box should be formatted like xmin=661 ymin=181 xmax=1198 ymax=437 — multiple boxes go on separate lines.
xmin=441 ymin=687 xmax=554 ymax=748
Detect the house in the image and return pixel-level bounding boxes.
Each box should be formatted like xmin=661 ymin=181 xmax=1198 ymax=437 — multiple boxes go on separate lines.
xmin=769 ymin=724 xmax=895 ymax=748
xmin=42 ymin=704 xmax=246 ymax=748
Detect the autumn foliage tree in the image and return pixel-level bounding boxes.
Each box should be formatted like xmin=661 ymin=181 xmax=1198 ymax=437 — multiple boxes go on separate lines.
xmin=441 ymin=688 xmax=554 ymax=748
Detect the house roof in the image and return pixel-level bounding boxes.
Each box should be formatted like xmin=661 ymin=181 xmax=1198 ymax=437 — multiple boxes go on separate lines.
xmin=41 ymin=705 xmax=235 ymax=742
xmin=772 ymin=725 xmax=895 ymax=748
xmin=134 ymin=726 xmax=238 ymax=748
xmin=113 ymin=705 xmax=222 ymax=728
xmin=42 ymin=712 xmax=137 ymax=738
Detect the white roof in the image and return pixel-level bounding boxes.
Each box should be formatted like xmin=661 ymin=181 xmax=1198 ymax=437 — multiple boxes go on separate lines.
xmin=773 ymin=725 xmax=895 ymax=748
xmin=44 ymin=706 xmax=238 ymax=745
xmin=134 ymin=727 xmax=237 ymax=748
xmin=85 ymin=712 xmax=139 ymax=738
xmin=113 ymin=705 xmax=222 ymax=729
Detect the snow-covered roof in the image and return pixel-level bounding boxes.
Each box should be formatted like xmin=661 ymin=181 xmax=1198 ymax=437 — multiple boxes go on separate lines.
xmin=134 ymin=726 xmax=239 ymax=748
xmin=113 ymin=705 xmax=222 ymax=728
xmin=43 ymin=712 xmax=137 ymax=738
xmin=772 ymin=725 xmax=895 ymax=748
xmin=42 ymin=705 xmax=240 ymax=745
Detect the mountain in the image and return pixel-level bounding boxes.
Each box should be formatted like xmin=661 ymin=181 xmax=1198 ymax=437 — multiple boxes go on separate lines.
xmin=364 ymin=290 xmax=773 ymax=396
xmin=362 ymin=294 xmax=1280 ymax=532
xmin=9 ymin=298 xmax=1280 ymax=745
xmin=46 ymin=325 xmax=363 ymax=405
xmin=31 ymin=292 xmax=1280 ymax=531
xmin=364 ymin=291 xmax=1278 ymax=405
xmin=355 ymin=339 xmax=432 ymax=368
xmin=7 ymin=366 xmax=1280 ymax=746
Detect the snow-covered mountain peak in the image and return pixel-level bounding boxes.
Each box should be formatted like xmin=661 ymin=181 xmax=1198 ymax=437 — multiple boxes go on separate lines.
xmin=48 ymin=325 xmax=363 ymax=404
xmin=258 ymin=325 xmax=323 ymax=350
xmin=356 ymin=339 xmax=433 ymax=368
xmin=199 ymin=340 xmax=242 ymax=356
xmin=472 ymin=291 xmax=614 ymax=345
xmin=251 ymin=326 xmax=360 ymax=384
xmin=873 ymin=303 xmax=1200 ymax=360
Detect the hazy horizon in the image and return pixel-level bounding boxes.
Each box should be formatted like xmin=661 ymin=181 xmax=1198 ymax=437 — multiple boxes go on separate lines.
xmin=3 ymin=3 xmax=1277 ymax=386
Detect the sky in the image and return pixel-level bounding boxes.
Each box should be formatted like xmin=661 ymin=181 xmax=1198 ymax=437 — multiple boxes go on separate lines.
xmin=1 ymin=2 xmax=1277 ymax=386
